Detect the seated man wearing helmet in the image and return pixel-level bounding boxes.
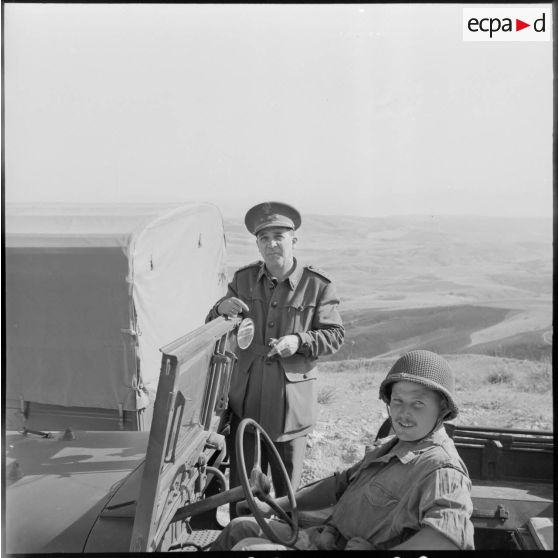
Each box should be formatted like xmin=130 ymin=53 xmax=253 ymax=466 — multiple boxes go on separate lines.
xmin=211 ymin=350 xmax=474 ymax=551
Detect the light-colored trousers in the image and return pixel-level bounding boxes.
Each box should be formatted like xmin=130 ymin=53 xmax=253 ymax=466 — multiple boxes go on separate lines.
xmin=210 ymin=515 xmax=342 ymax=551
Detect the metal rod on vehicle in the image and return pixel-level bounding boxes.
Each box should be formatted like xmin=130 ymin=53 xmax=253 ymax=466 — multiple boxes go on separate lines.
xmin=453 ymin=425 xmax=552 ymax=437
xmin=172 ymin=485 xmax=245 ymax=522
xmin=22 ymin=428 xmax=53 ymax=439
xmin=204 ymin=466 xmax=227 ymax=492
xmin=453 ymin=432 xmax=553 ymax=446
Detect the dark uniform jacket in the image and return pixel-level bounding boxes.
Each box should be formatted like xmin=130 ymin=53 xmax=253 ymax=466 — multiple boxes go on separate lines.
xmin=207 ymin=258 xmax=344 ymax=441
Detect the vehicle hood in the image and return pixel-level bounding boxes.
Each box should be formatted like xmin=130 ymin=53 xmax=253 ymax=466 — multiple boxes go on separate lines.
xmin=5 ymin=429 xmax=149 ymax=554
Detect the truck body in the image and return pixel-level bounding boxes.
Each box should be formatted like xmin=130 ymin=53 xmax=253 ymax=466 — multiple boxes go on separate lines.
xmin=5 ymin=203 xmax=227 ymax=431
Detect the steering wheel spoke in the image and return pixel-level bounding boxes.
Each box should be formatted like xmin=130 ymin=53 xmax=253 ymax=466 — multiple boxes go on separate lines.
xmin=235 ymin=418 xmax=299 ymax=547
xmin=261 ymin=493 xmax=294 ymax=526
xmin=253 ymin=428 xmax=262 ymax=469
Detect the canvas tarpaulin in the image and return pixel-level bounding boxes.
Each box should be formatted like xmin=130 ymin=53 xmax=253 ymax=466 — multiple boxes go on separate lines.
xmin=5 ymin=203 xmax=228 ymax=414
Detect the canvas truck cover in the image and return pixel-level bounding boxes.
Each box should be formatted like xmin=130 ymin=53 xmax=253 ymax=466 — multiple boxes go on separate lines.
xmin=5 ymin=203 xmax=228 ymax=425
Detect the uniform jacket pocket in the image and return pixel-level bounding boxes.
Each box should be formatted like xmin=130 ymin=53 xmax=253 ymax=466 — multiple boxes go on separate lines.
xmin=285 ymin=302 xmax=317 ymax=332
xmin=281 ymin=354 xmax=317 ymax=379
xmin=282 ymin=360 xmax=317 ymax=434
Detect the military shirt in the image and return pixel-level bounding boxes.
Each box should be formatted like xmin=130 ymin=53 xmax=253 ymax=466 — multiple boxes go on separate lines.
xmin=207 ymin=258 xmax=344 ymax=441
xmin=327 ymin=426 xmax=474 ymax=549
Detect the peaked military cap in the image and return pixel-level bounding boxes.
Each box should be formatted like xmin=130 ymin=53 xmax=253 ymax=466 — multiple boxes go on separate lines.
xmin=244 ymin=201 xmax=302 ymax=236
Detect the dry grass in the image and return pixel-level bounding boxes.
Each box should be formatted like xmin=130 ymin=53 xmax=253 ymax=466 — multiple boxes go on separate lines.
xmin=317 ymin=386 xmax=337 ymax=405
xmin=448 ymin=354 xmax=552 ymax=394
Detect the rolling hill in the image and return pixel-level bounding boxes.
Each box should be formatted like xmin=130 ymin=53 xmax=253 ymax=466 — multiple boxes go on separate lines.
xmin=223 ymin=213 xmax=552 ymax=362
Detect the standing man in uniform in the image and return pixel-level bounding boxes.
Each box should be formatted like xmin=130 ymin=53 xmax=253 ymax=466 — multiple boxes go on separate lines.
xmin=206 ymin=201 xmax=344 ymax=515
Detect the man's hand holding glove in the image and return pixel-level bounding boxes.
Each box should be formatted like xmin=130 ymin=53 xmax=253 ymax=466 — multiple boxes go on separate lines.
xmin=267 ymin=335 xmax=300 ymax=358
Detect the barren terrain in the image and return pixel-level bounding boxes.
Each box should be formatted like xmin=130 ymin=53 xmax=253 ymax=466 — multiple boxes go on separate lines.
xmin=221 ymin=213 xmax=553 ymax=484
xmin=224 ymin=213 xmax=552 ymax=363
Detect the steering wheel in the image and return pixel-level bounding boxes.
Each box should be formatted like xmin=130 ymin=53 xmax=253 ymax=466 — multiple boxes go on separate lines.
xmin=235 ymin=418 xmax=299 ymax=547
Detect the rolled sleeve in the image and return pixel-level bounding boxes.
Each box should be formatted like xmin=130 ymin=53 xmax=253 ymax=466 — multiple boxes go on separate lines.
xmin=418 ymin=468 xmax=475 ymax=550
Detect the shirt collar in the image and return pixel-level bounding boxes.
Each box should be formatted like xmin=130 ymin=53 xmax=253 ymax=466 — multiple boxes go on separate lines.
xmin=286 ymin=258 xmax=303 ymax=289
xmin=256 ymin=261 xmax=268 ymax=283
xmin=363 ymin=424 xmax=450 ymax=466
xmin=257 ymin=257 xmax=302 ymax=290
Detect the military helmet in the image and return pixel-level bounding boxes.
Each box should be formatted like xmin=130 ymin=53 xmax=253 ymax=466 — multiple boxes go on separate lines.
xmin=379 ymin=350 xmax=458 ymax=420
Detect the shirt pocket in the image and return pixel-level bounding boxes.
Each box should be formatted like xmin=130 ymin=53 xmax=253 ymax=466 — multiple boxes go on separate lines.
xmin=364 ymin=481 xmax=400 ymax=509
xmin=335 ymin=481 xmax=400 ymax=541
xmin=361 ymin=481 xmax=403 ymax=540
xmin=284 ymin=302 xmax=317 ymax=333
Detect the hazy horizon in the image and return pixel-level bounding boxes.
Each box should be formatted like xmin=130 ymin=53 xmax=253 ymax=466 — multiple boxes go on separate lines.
xmin=4 ymin=200 xmax=553 ymax=222
xmin=4 ymin=3 xmax=552 ymax=219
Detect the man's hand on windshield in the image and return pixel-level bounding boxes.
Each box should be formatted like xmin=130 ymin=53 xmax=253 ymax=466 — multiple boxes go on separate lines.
xmin=217 ymin=297 xmax=249 ymax=318
xmin=267 ymin=335 xmax=300 ymax=358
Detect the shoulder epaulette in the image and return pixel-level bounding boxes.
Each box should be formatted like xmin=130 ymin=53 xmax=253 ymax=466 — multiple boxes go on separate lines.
xmin=305 ymin=265 xmax=333 ymax=282
xmin=235 ymin=260 xmax=263 ymax=274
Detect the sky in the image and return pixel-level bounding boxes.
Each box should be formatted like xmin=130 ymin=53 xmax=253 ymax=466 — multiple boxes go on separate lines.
xmin=3 ymin=2 xmax=553 ymax=218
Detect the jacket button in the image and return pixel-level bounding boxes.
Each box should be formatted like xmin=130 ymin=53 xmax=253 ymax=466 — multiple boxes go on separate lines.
xmin=271 ymin=301 xmax=278 ymax=307
xmin=268 ymin=321 xmax=275 ymax=327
